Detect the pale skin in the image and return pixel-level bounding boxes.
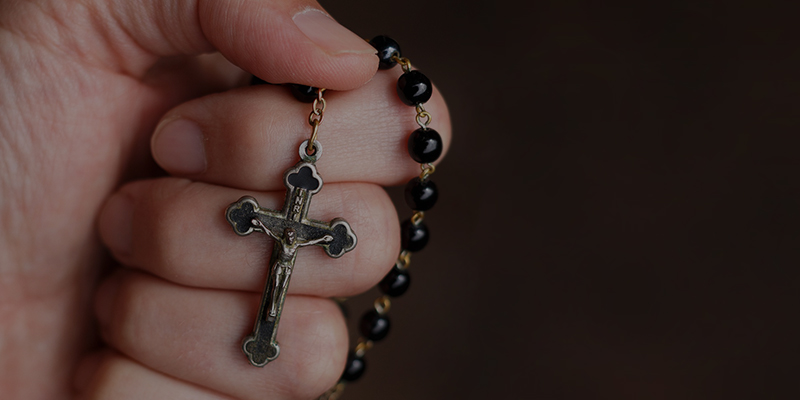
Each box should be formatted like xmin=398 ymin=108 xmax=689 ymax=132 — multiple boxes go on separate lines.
xmin=0 ymin=0 xmax=450 ymax=399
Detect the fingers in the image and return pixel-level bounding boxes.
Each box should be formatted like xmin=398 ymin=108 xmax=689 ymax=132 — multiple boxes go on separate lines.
xmin=95 ymin=270 xmax=347 ymax=400
xmin=141 ymin=53 xmax=252 ymax=103
xmin=78 ymin=352 xmax=233 ymax=400
xmin=97 ymin=0 xmax=378 ymax=89
xmin=98 ymin=177 xmax=399 ymax=297
xmin=150 ymin=68 xmax=451 ymax=188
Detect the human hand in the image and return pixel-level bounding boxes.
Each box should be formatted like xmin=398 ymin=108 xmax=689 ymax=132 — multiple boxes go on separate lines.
xmin=86 ymin=55 xmax=450 ymax=398
xmin=0 ymin=0 xmax=447 ymax=398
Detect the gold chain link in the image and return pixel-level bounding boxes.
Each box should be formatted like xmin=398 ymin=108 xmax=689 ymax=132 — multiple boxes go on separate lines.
xmin=318 ymin=382 xmax=346 ymax=400
xmin=374 ymin=295 xmax=391 ymax=315
xmin=397 ymin=250 xmax=412 ymax=270
xmin=320 ymin=41 xmax=442 ymax=400
xmin=415 ymin=111 xmax=432 ymax=129
xmin=419 ymin=163 xmax=436 ymax=181
xmin=354 ymin=337 xmax=374 ymax=357
xmin=307 ymin=120 xmax=321 ymax=154
xmin=415 ymin=104 xmax=432 ymax=129
xmin=307 ymin=88 xmax=327 ymax=154
xmin=391 ymin=55 xmax=412 ymax=73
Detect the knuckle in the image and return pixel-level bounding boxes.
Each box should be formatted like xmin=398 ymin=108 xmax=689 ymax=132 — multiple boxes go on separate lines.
xmin=341 ymin=184 xmax=399 ymax=294
xmin=240 ymin=297 xmax=345 ymax=398
xmin=261 ymin=299 xmax=347 ymax=399
xmin=136 ymin=178 xmax=194 ymax=274
xmin=81 ymin=353 xmax=123 ymax=399
xmin=111 ymin=274 xmax=154 ymax=349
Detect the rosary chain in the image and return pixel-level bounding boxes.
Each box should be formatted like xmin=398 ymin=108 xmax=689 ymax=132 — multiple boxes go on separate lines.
xmin=374 ymin=295 xmax=391 ymax=315
xmin=354 ymin=337 xmax=374 ymax=357
xmin=415 ymin=104 xmax=432 ymax=129
xmin=411 ymin=211 xmax=425 ymax=226
xmin=397 ymin=250 xmax=412 ymax=270
xmin=420 ymin=162 xmax=436 ymax=181
xmin=391 ymin=54 xmax=412 ymax=73
xmin=307 ymin=88 xmax=327 ymax=155
xmin=320 ymin=38 xmax=441 ymax=400
xmin=323 ymin=382 xmax=346 ymax=400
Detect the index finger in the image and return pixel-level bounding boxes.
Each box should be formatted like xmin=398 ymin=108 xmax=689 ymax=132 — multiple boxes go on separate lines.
xmin=150 ymin=69 xmax=451 ymax=190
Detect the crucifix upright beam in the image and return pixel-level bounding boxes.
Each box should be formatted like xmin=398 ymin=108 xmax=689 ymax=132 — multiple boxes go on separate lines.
xmin=226 ymin=161 xmax=357 ymax=366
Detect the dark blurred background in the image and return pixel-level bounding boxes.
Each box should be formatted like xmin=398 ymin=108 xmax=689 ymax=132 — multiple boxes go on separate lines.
xmin=321 ymin=1 xmax=800 ymax=398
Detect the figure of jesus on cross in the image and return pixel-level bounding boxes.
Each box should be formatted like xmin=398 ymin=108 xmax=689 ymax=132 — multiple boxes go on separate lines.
xmin=226 ymin=161 xmax=357 ymax=367
xmin=251 ymin=222 xmax=333 ymax=318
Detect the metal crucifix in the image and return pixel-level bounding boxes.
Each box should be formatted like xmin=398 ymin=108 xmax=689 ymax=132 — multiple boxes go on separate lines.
xmin=225 ymin=158 xmax=357 ymax=367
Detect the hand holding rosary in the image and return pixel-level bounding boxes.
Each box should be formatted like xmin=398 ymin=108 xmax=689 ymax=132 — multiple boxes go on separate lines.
xmin=0 ymin=0 xmax=451 ymax=395
xmin=92 ymin=29 xmax=449 ymax=398
xmin=246 ymin=35 xmax=445 ymax=398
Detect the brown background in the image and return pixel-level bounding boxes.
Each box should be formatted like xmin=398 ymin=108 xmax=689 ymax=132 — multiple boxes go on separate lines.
xmin=321 ymin=1 xmax=800 ymax=398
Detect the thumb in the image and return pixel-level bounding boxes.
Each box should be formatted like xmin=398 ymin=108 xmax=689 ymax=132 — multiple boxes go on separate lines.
xmin=103 ymin=0 xmax=378 ymax=90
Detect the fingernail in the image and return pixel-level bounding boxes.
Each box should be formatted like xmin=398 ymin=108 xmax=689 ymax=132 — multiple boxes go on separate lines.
xmin=293 ymin=9 xmax=375 ymax=55
xmin=95 ymin=273 xmax=123 ymax=327
xmin=152 ymin=118 xmax=207 ymax=174
xmin=100 ymin=193 xmax=133 ymax=257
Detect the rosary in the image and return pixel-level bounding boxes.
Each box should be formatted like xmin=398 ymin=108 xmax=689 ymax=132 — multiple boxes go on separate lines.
xmin=227 ymin=36 xmax=442 ymax=399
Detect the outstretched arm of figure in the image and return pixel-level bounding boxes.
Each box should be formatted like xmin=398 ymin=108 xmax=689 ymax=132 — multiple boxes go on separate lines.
xmin=251 ymin=218 xmax=281 ymax=242
xmin=298 ymin=234 xmax=334 ymax=247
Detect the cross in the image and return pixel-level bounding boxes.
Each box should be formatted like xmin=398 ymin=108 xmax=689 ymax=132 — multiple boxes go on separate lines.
xmin=225 ymin=161 xmax=357 ymax=367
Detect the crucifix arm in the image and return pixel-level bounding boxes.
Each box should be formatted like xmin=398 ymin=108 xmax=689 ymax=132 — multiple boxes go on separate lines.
xmin=298 ymin=234 xmax=333 ymax=247
xmin=251 ymin=218 xmax=281 ymax=241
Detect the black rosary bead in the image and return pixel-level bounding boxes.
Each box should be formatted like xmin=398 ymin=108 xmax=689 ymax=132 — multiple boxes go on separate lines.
xmin=379 ymin=266 xmax=411 ymax=297
xmin=404 ymin=177 xmax=438 ymax=211
xmin=359 ymin=310 xmax=391 ymax=342
xmin=396 ymin=70 xmax=432 ymax=105
xmin=401 ymin=219 xmax=429 ymax=252
xmin=325 ymin=41 xmax=441 ymax=391
xmin=369 ymin=35 xmax=402 ymax=70
xmin=289 ymin=84 xmax=318 ymax=103
xmin=341 ymin=351 xmax=366 ymax=382
xmin=408 ymin=128 xmax=443 ymax=163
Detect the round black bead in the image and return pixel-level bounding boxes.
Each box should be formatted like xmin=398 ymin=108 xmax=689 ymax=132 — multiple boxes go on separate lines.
xmin=404 ymin=177 xmax=438 ymax=211
xmin=369 ymin=35 xmax=402 ymax=70
xmin=408 ymin=128 xmax=443 ymax=163
xmin=359 ymin=310 xmax=391 ymax=342
xmin=289 ymin=84 xmax=318 ymax=103
xmin=401 ymin=219 xmax=429 ymax=252
xmin=341 ymin=351 xmax=366 ymax=382
xmin=379 ymin=266 xmax=411 ymax=297
xmin=396 ymin=70 xmax=432 ymax=105
xmin=359 ymin=310 xmax=392 ymax=342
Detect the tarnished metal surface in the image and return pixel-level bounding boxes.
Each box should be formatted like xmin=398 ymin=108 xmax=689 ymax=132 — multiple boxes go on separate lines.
xmin=226 ymin=161 xmax=357 ymax=367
